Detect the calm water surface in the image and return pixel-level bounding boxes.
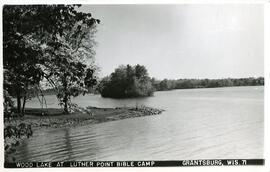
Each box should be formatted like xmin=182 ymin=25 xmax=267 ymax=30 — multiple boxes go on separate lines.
xmin=15 ymin=86 xmax=264 ymax=161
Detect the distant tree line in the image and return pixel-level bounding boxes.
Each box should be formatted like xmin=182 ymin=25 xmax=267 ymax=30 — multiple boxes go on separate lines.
xmin=152 ymin=77 xmax=264 ymax=91
xmin=98 ymin=64 xmax=154 ymax=98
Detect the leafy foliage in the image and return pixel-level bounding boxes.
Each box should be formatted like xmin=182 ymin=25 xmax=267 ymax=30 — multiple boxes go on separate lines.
xmin=3 ymin=5 xmax=100 ymax=114
xmin=4 ymin=123 xmax=33 ymax=162
xmin=4 ymin=124 xmax=33 ymax=139
xmin=3 ymin=89 xmax=15 ymax=119
xmin=98 ymin=64 xmax=154 ymax=98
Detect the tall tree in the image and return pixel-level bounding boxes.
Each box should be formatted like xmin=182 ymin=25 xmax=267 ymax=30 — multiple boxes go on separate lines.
xmin=3 ymin=5 xmax=100 ymax=114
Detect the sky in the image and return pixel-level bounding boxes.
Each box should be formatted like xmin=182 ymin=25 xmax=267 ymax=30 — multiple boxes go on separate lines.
xmin=78 ymin=4 xmax=264 ymax=80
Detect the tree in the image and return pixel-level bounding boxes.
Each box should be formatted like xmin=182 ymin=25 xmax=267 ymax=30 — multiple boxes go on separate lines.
xmin=3 ymin=5 xmax=100 ymax=114
xmin=99 ymin=64 xmax=154 ymax=98
xmin=3 ymin=7 xmax=44 ymax=115
xmin=42 ymin=19 xmax=99 ymax=113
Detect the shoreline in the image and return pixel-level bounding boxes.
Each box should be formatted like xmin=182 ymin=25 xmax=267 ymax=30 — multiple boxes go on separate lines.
xmin=5 ymin=106 xmax=165 ymax=131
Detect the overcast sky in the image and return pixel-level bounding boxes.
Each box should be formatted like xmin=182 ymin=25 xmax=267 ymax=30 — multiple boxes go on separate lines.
xmin=78 ymin=4 xmax=264 ymax=80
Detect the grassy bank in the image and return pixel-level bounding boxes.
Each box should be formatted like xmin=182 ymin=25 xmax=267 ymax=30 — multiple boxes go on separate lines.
xmin=5 ymin=106 xmax=165 ymax=130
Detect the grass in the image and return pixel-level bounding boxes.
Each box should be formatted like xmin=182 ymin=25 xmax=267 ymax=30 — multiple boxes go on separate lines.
xmin=5 ymin=106 xmax=164 ymax=129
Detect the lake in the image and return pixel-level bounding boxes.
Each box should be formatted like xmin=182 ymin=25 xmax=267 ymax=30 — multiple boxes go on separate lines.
xmin=15 ymin=86 xmax=264 ymax=161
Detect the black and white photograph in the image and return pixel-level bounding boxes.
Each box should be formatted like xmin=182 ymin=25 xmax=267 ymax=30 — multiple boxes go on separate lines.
xmin=2 ymin=2 xmax=266 ymax=169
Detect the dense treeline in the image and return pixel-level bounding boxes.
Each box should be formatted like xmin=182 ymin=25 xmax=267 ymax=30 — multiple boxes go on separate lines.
xmin=97 ymin=64 xmax=263 ymax=98
xmin=152 ymin=77 xmax=264 ymax=91
xmin=98 ymin=64 xmax=154 ymax=98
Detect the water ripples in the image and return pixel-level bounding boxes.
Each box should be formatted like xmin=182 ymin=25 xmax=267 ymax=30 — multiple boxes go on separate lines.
xmin=14 ymin=86 xmax=263 ymax=161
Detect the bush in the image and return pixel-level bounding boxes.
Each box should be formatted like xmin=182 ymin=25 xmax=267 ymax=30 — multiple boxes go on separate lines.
xmin=4 ymin=90 xmax=33 ymax=162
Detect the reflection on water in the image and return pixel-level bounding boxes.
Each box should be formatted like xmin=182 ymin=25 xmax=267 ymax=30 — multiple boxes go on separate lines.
xmin=15 ymin=86 xmax=264 ymax=161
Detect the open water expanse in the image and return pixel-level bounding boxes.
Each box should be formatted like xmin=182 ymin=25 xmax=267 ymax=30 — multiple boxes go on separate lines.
xmin=15 ymin=86 xmax=264 ymax=161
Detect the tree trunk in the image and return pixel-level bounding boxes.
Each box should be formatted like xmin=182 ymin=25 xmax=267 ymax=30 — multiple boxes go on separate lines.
xmin=17 ymin=95 xmax=21 ymax=116
xmin=63 ymin=74 xmax=69 ymax=114
xmin=22 ymin=95 xmax=27 ymax=116
xmin=63 ymin=94 xmax=69 ymax=114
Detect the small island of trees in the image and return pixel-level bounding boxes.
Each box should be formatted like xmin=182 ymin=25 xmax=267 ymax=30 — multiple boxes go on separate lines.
xmin=98 ymin=64 xmax=155 ymax=98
